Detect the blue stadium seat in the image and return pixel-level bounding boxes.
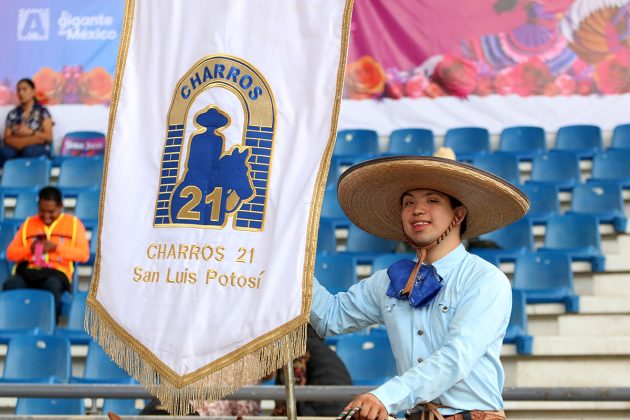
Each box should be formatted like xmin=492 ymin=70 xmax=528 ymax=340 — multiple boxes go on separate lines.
xmin=388 ymin=128 xmax=435 ymax=156
xmin=444 ymin=127 xmax=490 ymax=161
xmin=498 ymin=126 xmax=546 ymax=161
xmin=469 ymin=218 xmax=533 ymax=264
xmin=73 ymin=340 xmax=136 ymax=384
xmin=512 ymin=252 xmax=579 ymax=313
xmin=334 ymin=129 xmax=380 ymax=157
xmin=74 ymin=189 xmax=100 ymax=229
xmin=371 ymin=253 xmax=416 ymax=274
xmin=55 ymin=292 xmax=91 ymax=344
xmin=0 ymin=157 xmax=51 ymax=195
xmin=317 ymin=219 xmax=337 ymax=254
xmin=102 ymin=399 xmax=140 ymax=415
xmin=344 ymin=224 xmax=398 ymax=264
xmin=314 ymin=254 xmax=357 ymax=294
xmin=520 ymin=182 xmax=560 ymax=225
xmin=503 ymin=289 xmax=533 ymax=354
xmin=539 ymin=213 xmax=605 ymax=272
xmin=0 ymin=259 xmax=9 ymax=289
xmin=2 ymin=189 xmax=39 ymax=223
xmin=555 ymin=124 xmax=602 ymax=159
xmin=530 ymin=151 xmax=581 ymax=191
xmin=571 ymin=182 xmax=627 ymax=233
xmin=57 ymin=157 xmax=104 ymax=196
xmin=0 ymin=221 xmax=17 ymax=259
xmin=590 ymin=150 xmax=630 ymax=189
xmin=334 ymin=334 xmax=397 ymax=385
xmin=0 ymin=335 xmax=71 ymax=383
xmin=0 ymin=290 xmax=55 ymax=343
xmin=54 ymin=130 xmax=106 ymax=166
xmin=610 ymin=123 xmax=630 ymax=151
xmin=321 ymin=185 xmax=348 ymax=223
xmin=16 ymin=398 xmax=85 ymax=415
xmin=472 ymin=152 xmax=521 ymax=185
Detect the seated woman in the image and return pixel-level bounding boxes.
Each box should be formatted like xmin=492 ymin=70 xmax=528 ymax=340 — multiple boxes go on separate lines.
xmin=1 ymin=78 xmax=53 ymax=166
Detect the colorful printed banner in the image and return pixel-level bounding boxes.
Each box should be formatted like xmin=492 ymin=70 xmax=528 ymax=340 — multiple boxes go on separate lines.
xmin=345 ymin=0 xmax=630 ymax=99
xmin=0 ymin=0 xmax=122 ymax=105
xmin=87 ymin=0 xmax=353 ymax=415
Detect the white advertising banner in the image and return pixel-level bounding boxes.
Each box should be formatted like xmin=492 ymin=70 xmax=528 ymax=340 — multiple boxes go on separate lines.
xmin=86 ymin=0 xmax=354 ymax=414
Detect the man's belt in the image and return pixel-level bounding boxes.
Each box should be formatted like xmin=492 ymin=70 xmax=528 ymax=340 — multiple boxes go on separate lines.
xmin=405 ymin=402 xmax=506 ymax=420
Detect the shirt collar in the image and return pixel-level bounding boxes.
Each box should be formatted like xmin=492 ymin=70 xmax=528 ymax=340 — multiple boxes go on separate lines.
xmin=431 ymin=243 xmax=467 ymax=278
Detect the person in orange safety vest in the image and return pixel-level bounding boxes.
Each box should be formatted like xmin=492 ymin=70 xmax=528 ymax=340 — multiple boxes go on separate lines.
xmin=3 ymin=186 xmax=90 ymax=319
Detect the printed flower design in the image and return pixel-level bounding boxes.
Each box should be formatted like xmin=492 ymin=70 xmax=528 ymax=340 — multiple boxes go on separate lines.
xmin=510 ymin=58 xmax=553 ymax=96
xmin=595 ymin=54 xmax=630 ymax=94
xmin=345 ymin=56 xmax=386 ymax=99
xmin=0 ymin=83 xmax=14 ymax=106
xmin=78 ymin=66 xmax=114 ymax=104
xmin=404 ymin=72 xmax=429 ymax=98
xmin=431 ymin=55 xmax=477 ymax=98
xmin=33 ymin=67 xmax=65 ymax=104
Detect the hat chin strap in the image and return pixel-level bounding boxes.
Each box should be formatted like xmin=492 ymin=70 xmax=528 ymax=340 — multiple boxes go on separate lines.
xmin=400 ymin=207 xmax=466 ymax=296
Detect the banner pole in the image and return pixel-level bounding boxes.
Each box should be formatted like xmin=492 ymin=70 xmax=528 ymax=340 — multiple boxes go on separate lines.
xmin=283 ymin=361 xmax=297 ymax=420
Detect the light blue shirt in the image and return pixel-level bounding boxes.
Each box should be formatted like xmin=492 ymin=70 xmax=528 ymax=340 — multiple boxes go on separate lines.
xmin=310 ymin=244 xmax=512 ymax=415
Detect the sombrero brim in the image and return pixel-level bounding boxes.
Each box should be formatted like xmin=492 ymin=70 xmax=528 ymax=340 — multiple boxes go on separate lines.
xmin=337 ymin=156 xmax=530 ymax=241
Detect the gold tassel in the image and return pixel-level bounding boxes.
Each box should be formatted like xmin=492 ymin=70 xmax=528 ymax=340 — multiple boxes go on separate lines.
xmin=85 ymin=301 xmax=307 ymax=416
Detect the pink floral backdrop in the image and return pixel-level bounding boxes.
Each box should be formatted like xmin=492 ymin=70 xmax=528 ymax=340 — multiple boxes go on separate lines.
xmin=344 ymin=0 xmax=630 ymax=99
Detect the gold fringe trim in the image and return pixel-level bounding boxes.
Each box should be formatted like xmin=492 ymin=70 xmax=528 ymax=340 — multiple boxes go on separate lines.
xmin=85 ymin=302 xmax=306 ymax=416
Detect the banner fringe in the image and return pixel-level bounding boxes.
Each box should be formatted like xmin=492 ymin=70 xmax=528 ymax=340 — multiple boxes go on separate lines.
xmin=85 ymin=302 xmax=307 ymax=416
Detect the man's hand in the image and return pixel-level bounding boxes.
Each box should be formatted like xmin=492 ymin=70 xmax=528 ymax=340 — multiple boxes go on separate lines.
xmin=345 ymin=393 xmax=389 ymax=420
xmin=42 ymin=240 xmax=57 ymax=253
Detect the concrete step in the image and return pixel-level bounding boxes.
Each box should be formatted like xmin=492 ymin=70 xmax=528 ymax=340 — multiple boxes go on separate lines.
xmin=574 ymin=272 xmax=630 ymax=297
xmin=528 ymin=311 xmax=630 ymax=336
xmin=503 ymin=356 xmax=630 ymax=387
xmin=579 ymin=296 xmax=630 ymax=314
xmin=532 ymin=336 xmax=630 ymax=356
xmin=505 ymin=401 xmax=630 ymax=420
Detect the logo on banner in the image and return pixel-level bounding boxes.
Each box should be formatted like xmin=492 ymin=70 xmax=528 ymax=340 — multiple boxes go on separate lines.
xmin=154 ymin=55 xmax=276 ymax=232
xmin=17 ymin=9 xmax=50 ymax=41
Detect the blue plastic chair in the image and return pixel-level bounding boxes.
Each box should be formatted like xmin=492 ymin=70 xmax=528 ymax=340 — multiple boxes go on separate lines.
xmin=321 ymin=185 xmax=348 ymax=222
xmin=512 ymin=252 xmax=579 ymax=313
xmin=57 ymin=157 xmax=104 ymax=196
xmin=590 ymin=150 xmax=630 ymax=189
xmin=539 ymin=213 xmax=605 ymax=272
xmin=314 ymin=254 xmax=357 ymax=294
xmin=55 ymin=292 xmax=91 ymax=344
xmin=0 ymin=221 xmax=17 ymax=259
xmin=571 ymin=182 xmax=627 ymax=233
xmin=530 ymin=151 xmax=581 ymax=191
xmin=4 ymin=189 xmax=39 ymax=222
xmin=0 ymin=290 xmax=55 ymax=343
xmin=503 ymin=289 xmax=533 ymax=354
xmin=472 ymin=153 xmax=521 ymax=185
xmin=499 ymin=126 xmax=546 ymax=161
xmin=334 ymin=130 xmax=380 ymax=157
xmin=334 ymin=334 xmax=397 ymax=385
xmin=610 ymin=123 xmax=630 ymax=151
xmin=73 ymin=340 xmax=136 ymax=384
xmin=388 ymin=128 xmax=435 ymax=156
xmin=16 ymin=398 xmax=85 ymax=415
xmin=1 ymin=335 xmax=71 ymax=383
xmin=0 ymin=259 xmax=10 ymax=289
xmin=520 ymin=182 xmax=560 ymax=225
xmin=0 ymin=158 xmax=51 ymax=194
xmin=444 ymin=127 xmax=490 ymax=161
xmin=317 ymin=219 xmax=337 ymax=254
xmin=555 ymin=125 xmax=602 ymax=159
xmin=371 ymin=253 xmax=416 ymax=274
xmin=74 ymin=189 xmax=100 ymax=229
xmin=55 ymin=130 xmax=106 ymax=164
xmin=469 ymin=218 xmax=534 ymax=264
xmin=102 ymin=399 xmax=140 ymax=415
xmin=344 ymin=224 xmax=398 ymax=264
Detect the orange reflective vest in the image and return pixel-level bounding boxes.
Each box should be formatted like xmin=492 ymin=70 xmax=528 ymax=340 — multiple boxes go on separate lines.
xmin=7 ymin=213 xmax=90 ymax=281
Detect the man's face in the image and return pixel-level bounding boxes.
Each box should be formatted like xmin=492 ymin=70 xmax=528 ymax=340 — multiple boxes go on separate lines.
xmin=400 ymin=189 xmax=459 ymax=247
xmin=38 ymin=199 xmax=62 ymax=225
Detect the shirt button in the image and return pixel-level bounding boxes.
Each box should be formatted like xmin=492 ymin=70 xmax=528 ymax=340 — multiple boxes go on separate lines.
xmin=441 ymin=306 xmax=449 ymax=313
xmin=417 ymin=329 xmax=424 ymax=336
xmin=417 ymin=357 xmax=423 ymax=363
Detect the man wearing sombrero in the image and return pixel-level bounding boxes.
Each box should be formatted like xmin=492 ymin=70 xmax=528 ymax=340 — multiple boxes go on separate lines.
xmin=310 ymin=156 xmax=529 ymax=420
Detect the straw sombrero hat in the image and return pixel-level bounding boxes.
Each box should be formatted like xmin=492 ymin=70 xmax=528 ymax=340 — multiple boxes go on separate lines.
xmin=337 ymin=156 xmax=530 ymax=240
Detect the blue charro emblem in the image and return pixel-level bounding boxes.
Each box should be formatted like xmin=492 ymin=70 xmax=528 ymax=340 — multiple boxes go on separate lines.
xmin=153 ymin=55 xmax=276 ymax=231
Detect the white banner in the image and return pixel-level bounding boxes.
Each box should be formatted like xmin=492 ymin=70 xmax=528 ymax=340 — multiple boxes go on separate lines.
xmin=86 ymin=0 xmax=353 ymax=414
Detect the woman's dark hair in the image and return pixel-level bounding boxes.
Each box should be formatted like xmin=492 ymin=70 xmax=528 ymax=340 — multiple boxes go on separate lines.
xmin=17 ymin=78 xmax=35 ymax=90
xmin=38 ymin=186 xmax=63 ymax=206
xmin=448 ymin=195 xmax=467 ymax=236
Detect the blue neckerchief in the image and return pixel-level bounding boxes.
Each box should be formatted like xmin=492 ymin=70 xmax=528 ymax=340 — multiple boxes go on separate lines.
xmin=386 ymin=259 xmax=443 ymax=308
